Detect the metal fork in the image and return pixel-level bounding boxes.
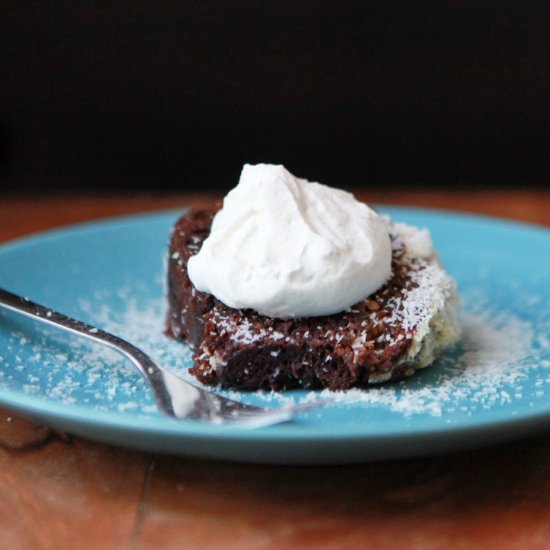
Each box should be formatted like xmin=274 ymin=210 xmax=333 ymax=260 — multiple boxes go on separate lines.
xmin=0 ymin=287 xmax=323 ymax=428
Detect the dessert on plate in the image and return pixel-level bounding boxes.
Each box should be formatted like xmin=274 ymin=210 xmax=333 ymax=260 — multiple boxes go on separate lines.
xmin=166 ymin=164 xmax=461 ymax=390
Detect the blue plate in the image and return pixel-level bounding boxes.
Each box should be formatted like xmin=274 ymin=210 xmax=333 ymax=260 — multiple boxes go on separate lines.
xmin=0 ymin=207 xmax=549 ymax=464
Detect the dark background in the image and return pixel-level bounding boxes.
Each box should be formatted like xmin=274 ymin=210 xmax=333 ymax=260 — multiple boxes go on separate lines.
xmin=2 ymin=1 xmax=549 ymax=194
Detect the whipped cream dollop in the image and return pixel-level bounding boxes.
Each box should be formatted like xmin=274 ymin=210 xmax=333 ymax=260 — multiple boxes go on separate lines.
xmin=187 ymin=164 xmax=392 ymax=318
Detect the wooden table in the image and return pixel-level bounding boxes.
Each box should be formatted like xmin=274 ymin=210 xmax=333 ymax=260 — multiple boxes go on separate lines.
xmin=1 ymin=190 xmax=549 ymax=550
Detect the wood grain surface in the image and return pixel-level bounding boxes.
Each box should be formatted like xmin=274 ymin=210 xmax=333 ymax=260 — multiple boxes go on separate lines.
xmin=1 ymin=190 xmax=549 ymax=550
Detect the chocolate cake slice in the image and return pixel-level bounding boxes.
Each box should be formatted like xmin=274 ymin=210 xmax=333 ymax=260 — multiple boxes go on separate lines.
xmin=166 ymin=209 xmax=460 ymax=390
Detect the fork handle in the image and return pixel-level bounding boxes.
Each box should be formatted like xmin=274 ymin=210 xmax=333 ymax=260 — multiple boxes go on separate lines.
xmin=0 ymin=287 xmax=174 ymax=413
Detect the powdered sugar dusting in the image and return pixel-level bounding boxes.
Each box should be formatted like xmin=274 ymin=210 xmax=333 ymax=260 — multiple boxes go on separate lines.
xmin=0 ymin=291 xmax=193 ymax=416
xmin=304 ymin=304 xmax=538 ymax=417
xmin=0 ymin=286 xmax=548 ymax=421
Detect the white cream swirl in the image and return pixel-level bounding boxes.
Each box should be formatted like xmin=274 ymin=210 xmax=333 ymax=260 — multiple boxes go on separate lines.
xmin=187 ymin=164 xmax=392 ymax=318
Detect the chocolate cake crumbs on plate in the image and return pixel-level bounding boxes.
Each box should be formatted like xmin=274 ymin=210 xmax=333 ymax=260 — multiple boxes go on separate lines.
xmin=166 ymin=209 xmax=461 ymax=391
